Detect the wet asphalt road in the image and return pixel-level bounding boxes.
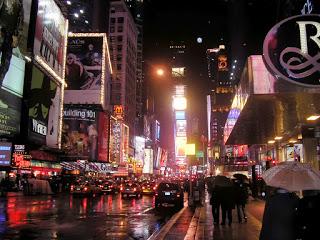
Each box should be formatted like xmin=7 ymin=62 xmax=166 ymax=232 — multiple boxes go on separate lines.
xmin=0 ymin=193 xmax=180 ymax=240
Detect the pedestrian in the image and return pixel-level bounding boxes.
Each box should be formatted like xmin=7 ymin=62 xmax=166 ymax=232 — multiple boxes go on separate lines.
xmin=259 ymin=188 xmax=299 ymax=240
xmin=234 ymin=180 xmax=249 ymax=223
xmin=220 ymin=185 xmax=235 ymax=226
xmin=210 ymin=185 xmax=221 ymax=225
xmin=296 ymin=190 xmax=320 ymax=240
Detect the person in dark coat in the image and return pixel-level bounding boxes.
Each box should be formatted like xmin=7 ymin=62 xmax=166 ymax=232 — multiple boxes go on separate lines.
xmin=234 ymin=180 xmax=249 ymax=223
xmin=259 ymin=188 xmax=299 ymax=240
xmin=296 ymin=190 xmax=320 ymax=240
xmin=210 ymin=185 xmax=222 ymax=225
xmin=220 ymin=186 xmax=235 ymax=226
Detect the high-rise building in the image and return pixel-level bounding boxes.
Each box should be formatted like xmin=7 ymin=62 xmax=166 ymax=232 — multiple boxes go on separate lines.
xmin=207 ymin=45 xmax=235 ymax=161
xmin=125 ymin=0 xmax=145 ymax=136
xmin=108 ymin=0 xmax=138 ymax=145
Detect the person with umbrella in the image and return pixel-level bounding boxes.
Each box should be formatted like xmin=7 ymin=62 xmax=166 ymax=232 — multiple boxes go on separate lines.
xmin=234 ymin=178 xmax=249 ymax=223
xmin=214 ymin=175 xmax=235 ymax=226
xmin=259 ymin=161 xmax=320 ymax=240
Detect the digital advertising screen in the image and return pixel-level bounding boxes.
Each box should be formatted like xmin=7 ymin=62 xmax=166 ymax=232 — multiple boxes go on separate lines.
xmin=175 ymin=111 xmax=185 ymax=120
xmin=155 ymin=120 xmax=160 ymax=140
xmin=64 ymin=34 xmax=106 ymax=105
xmin=28 ymin=67 xmax=62 ymax=148
xmin=143 ymin=148 xmax=153 ymax=174
xmin=34 ymin=0 xmax=68 ymax=82
xmin=0 ymin=142 xmax=12 ymax=166
xmin=62 ymin=107 xmax=100 ymax=161
xmin=0 ymin=0 xmax=32 ymax=137
xmin=134 ymin=136 xmax=145 ymax=164
xmin=176 ymin=120 xmax=187 ymax=137
xmin=98 ymin=112 xmax=109 ymax=162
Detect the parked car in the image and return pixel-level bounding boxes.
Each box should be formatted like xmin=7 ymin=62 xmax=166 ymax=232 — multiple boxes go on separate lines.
xmin=155 ymin=182 xmax=184 ymax=209
xmin=71 ymin=182 xmax=101 ymax=196
xmin=141 ymin=182 xmax=157 ymax=195
xmin=120 ymin=182 xmax=142 ymax=198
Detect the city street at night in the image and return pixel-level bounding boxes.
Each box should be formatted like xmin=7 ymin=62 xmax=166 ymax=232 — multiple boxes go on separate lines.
xmin=0 ymin=192 xmax=267 ymax=240
xmin=0 ymin=193 xmax=179 ymax=240
xmin=1 ymin=0 xmax=320 ymax=239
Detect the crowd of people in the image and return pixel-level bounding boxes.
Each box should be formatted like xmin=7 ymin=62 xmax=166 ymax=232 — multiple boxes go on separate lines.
xmin=206 ymin=174 xmax=320 ymax=240
xmin=208 ymin=177 xmax=249 ymax=226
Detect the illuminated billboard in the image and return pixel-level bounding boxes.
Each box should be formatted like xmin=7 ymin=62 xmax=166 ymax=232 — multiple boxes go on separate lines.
xmin=109 ymin=117 xmax=121 ymax=163
xmin=176 ymin=120 xmax=187 ymax=137
xmin=143 ymin=148 xmax=153 ymax=174
xmin=134 ymin=136 xmax=145 ymax=164
xmin=218 ymin=55 xmax=228 ymax=71
xmin=175 ymin=136 xmax=187 ymax=157
xmin=34 ymin=0 xmax=68 ymax=83
xmin=64 ymin=33 xmax=111 ymax=105
xmin=0 ymin=0 xmax=32 ymax=137
xmin=62 ymin=107 xmax=109 ymax=162
xmin=175 ymin=111 xmax=185 ymax=120
xmin=172 ymin=67 xmax=185 ymax=77
xmin=28 ymin=67 xmax=62 ymax=148
xmin=0 ymin=142 xmax=12 ymax=166
xmin=155 ymin=120 xmax=160 ymax=141
xmin=173 ymin=96 xmax=187 ymax=110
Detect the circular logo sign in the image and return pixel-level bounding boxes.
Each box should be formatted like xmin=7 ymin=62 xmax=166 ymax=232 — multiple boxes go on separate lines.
xmin=263 ymin=14 xmax=320 ymax=87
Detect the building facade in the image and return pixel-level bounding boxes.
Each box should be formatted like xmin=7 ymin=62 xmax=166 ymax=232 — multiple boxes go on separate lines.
xmin=109 ymin=0 xmax=138 ymax=146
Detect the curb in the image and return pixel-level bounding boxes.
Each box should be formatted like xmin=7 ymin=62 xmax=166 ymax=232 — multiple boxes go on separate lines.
xmin=147 ymin=205 xmax=187 ymax=240
xmin=184 ymin=206 xmax=201 ymax=240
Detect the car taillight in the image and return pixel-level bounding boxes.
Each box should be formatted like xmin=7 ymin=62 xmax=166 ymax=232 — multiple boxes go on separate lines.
xmin=133 ymin=187 xmax=137 ymax=191
xmin=177 ymin=194 xmax=181 ymax=197
xmin=70 ymin=185 xmax=74 ymax=191
xmin=153 ymin=187 xmax=156 ymax=190
xmin=155 ymin=192 xmax=158 ymax=196
xmin=120 ymin=187 xmax=123 ymax=191
xmin=142 ymin=186 xmax=145 ymax=189
xmin=84 ymin=187 xmax=88 ymax=191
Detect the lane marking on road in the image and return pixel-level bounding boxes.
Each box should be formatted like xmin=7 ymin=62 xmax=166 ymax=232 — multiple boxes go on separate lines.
xmin=138 ymin=207 xmax=154 ymax=215
xmin=147 ymin=205 xmax=187 ymax=240
xmin=184 ymin=207 xmax=201 ymax=240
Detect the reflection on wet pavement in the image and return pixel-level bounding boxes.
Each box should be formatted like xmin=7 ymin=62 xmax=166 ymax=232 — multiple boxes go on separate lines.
xmin=0 ymin=193 xmax=178 ymax=240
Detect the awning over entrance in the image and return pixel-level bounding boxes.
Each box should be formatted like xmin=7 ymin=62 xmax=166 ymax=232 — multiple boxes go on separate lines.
xmin=224 ymin=56 xmax=320 ymax=145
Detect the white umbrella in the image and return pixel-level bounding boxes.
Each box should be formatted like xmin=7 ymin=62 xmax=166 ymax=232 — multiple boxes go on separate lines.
xmin=262 ymin=161 xmax=320 ymax=192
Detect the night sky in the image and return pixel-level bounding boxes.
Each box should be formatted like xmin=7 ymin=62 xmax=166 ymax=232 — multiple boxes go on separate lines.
xmin=142 ymin=0 xmax=312 ymax=150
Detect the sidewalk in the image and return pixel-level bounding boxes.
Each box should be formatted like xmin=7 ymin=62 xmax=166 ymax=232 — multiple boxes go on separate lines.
xmin=194 ymin=195 xmax=264 ymax=240
xmin=159 ymin=194 xmax=264 ymax=240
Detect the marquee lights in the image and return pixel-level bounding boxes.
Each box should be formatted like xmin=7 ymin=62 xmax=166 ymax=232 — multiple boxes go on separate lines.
xmin=67 ymin=32 xmax=113 ymax=108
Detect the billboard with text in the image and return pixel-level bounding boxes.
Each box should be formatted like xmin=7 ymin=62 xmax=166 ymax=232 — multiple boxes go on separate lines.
xmin=28 ymin=67 xmax=62 ymax=148
xmin=34 ymin=0 xmax=68 ymax=82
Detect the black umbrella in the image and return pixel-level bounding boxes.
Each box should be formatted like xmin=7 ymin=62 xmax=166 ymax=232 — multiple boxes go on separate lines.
xmin=214 ymin=175 xmax=233 ymax=187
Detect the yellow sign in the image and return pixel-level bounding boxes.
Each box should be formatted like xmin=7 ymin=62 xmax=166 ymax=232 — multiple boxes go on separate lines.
xmin=114 ymin=105 xmax=123 ymax=119
xmin=186 ymin=144 xmax=195 ymax=155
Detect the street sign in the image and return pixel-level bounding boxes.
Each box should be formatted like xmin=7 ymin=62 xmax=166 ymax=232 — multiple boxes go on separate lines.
xmin=196 ymin=151 xmax=204 ymax=158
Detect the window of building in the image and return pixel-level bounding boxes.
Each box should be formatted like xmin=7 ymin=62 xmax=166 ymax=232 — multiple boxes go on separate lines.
xmin=118 ymin=17 xmax=124 ymax=23
xmin=118 ymin=26 xmax=123 ymax=32
xmin=117 ymin=36 xmax=123 ymax=42
xmin=117 ymin=45 xmax=122 ymax=51
xmin=117 ymin=64 xmax=122 ymax=70
xmin=110 ymin=18 xmax=116 ymax=24
xmin=110 ymin=26 xmax=115 ymax=33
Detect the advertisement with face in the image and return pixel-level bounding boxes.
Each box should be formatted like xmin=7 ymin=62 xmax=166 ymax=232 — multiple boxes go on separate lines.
xmin=34 ymin=0 xmax=67 ymax=81
xmin=62 ymin=107 xmax=99 ymax=161
xmin=0 ymin=0 xmax=32 ymax=137
xmin=28 ymin=67 xmax=61 ymax=148
xmin=64 ymin=36 xmax=103 ymax=104
xmin=176 ymin=120 xmax=187 ymax=137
